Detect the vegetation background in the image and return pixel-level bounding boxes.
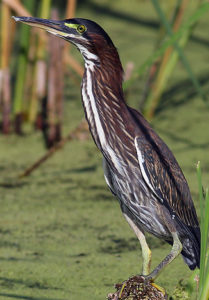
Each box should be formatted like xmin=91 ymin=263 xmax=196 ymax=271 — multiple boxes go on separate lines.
xmin=0 ymin=0 xmax=209 ymax=299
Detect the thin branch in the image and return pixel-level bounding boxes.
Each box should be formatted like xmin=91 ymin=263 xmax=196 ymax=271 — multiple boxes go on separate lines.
xmin=19 ymin=120 xmax=89 ymax=178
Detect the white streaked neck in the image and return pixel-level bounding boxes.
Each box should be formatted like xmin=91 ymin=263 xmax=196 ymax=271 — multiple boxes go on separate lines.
xmin=81 ymin=61 xmax=105 ymax=148
xmin=77 ymin=44 xmax=100 ymax=67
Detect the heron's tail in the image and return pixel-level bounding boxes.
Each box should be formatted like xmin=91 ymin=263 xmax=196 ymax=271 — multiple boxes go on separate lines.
xmin=181 ymin=226 xmax=201 ymax=270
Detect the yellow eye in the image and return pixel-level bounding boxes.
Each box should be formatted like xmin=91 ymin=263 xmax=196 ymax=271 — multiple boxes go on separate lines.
xmin=77 ymin=24 xmax=86 ymax=34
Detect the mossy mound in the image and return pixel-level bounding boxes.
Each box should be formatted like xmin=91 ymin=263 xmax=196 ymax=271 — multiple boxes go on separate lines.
xmin=108 ymin=275 xmax=167 ymax=300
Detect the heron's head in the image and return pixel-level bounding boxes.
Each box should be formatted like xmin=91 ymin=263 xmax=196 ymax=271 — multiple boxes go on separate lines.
xmin=12 ymin=17 xmax=119 ymax=64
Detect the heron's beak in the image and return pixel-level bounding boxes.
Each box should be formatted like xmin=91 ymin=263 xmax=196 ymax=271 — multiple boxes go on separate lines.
xmin=12 ymin=16 xmax=70 ymax=38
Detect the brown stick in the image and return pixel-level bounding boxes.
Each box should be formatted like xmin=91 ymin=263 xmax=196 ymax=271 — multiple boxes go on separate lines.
xmin=8 ymin=0 xmax=46 ymax=39
xmin=19 ymin=120 xmax=89 ymax=178
xmin=46 ymin=9 xmax=64 ymax=147
xmin=65 ymin=0 xmax=77 ymax=54
xmin=66 ymin=0 xmax=77 ymax=18
xmin=0 ymin=2 xmax=11 ymax=133
xmin=2 ymin=69 xmax=11 ymax=133
xmin=64 ymin=0 xmax=84 ymax=76
xmin=3 ymin=0 xmax=32 ymax=17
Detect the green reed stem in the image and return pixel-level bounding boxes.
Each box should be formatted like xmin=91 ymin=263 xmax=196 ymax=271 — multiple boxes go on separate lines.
xmin=196 ymin=162 xmax=209 ymax=300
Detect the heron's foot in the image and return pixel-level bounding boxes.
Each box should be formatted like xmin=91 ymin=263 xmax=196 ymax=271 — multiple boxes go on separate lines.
xmin=143 ymin=275 xmax=166 ymax=295
xmin=150 ymin=282 xmax=166 ymax=295
xmin=107 ymin=275 xmax=167 ymax=300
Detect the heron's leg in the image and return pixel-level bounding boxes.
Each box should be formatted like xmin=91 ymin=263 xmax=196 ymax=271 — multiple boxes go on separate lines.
xmin=147 ymin=232 xmax=182 ymax=280
xmin=123 ymin=213 xmax=151 ymax=275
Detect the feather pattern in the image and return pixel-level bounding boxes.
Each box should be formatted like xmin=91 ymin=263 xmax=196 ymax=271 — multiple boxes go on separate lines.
xmin=131 ymin=107 xmax=199 ymax=228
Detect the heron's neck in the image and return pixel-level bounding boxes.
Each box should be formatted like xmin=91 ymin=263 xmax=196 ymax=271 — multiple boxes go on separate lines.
xmin=80 ymin=45 xmax=129 ymax=151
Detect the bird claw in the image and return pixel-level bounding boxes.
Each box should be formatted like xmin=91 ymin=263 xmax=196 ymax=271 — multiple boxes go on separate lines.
xmin=141 ymin=275 xmax=166 ymax=296
xmin=150 ymin=282 xmax=166 ymax=295
xmin=118 ymin=281 xmax=126 ymax=298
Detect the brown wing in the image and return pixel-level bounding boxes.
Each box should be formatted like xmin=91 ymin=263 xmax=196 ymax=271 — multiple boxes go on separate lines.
xmin=129 ymin=107 xmax=199 ymax=228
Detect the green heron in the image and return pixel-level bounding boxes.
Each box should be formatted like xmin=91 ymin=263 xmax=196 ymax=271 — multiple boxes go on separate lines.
xmin=13 ymin=16 xmax=200 ymax=281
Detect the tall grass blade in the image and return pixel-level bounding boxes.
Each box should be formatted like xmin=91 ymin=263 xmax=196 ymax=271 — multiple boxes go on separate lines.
xmin=124 ymin=2 xmax=209 ymax=92
xmin=197 ymin=163 xmax=209 ymax=300
xmin=13 ymin=0 xmax=36 ymax=133
xmin=140 ymin=0 xmax=179 ymax=109
xmin=143 ymin=0 xmax=194 ymax=119
xmin=197 ymin=162 xmax=205 ymax=284
xmin=150 ymin=0 xmax=207 ymax=103
xmin=29 ymin=0 xmax=51 ymax=124
xmin=199 ymin=189 xmax=209 ymax=300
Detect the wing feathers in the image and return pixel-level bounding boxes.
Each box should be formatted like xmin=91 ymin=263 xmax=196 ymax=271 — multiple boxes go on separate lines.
xmin=134 ymin=135 xmax=198 ymax=227
xmin=134 ymin=138 xmax=164 ymax=204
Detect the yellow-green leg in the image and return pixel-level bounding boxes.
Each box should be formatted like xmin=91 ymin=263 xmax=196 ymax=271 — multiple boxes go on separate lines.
xmin=147 ymin=232 xmax=183 ymax=280
xmin=123 ymin=214 xmax=152 ymax=275
xmin=122 ymin=214 xmax=182 ymax=297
